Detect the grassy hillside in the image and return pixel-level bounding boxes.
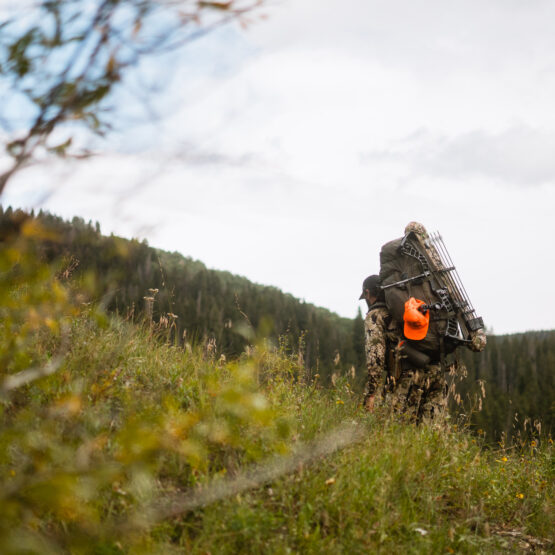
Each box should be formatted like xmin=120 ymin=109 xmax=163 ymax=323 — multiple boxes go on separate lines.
xmin=1 ymin=311 xmax=552 ymax=554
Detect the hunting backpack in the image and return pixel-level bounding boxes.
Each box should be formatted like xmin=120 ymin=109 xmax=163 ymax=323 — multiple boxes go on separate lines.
xmin=379 ymin=222 xmax=486 ymax=365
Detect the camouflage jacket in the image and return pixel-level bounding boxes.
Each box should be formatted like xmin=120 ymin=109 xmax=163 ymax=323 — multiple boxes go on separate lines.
xmin=364 ymin=302 xmax=402 ymax=396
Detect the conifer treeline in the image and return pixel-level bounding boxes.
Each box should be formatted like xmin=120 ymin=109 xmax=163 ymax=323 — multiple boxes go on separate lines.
xmin=459 ymin=331 xmax=554 ymax=441
xmin=1 ymin=207 xmax=365 ymax=383
xmin=1 ymin=207 xmax=552 ymax=439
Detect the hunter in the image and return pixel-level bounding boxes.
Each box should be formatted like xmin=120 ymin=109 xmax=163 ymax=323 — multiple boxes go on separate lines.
xmin=360 ymin=272 xmax=448 ymax=424
xmin=359 ymin=274 xmax=400 ymax=412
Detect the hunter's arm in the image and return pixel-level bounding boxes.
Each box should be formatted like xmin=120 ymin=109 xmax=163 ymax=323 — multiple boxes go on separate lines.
xmin=364 ymin=309 xmax=387 ymax=399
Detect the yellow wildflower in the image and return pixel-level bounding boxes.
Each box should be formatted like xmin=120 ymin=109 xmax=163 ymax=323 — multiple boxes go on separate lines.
xmin=516 ymin=493 xmax=524 ymax=499
xmin=336 ymin=399 xmax=344 ymax=405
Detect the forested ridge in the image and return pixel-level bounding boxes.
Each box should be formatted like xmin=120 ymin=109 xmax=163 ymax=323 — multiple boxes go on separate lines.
xmin=0 ymin=206 xmax=366 ymax=383
xmin=1 ymin=206 xmax=552 ymax=440
xmin=460 ymin=331 xmax=554 ymax=441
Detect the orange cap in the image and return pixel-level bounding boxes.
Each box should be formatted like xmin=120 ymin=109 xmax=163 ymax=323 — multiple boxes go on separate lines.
xmin=403 ymin=297 xmax=430 ymax=340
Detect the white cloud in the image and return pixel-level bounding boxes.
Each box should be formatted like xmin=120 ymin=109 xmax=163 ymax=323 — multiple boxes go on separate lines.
xmin=360 ymin=126 xmax=555 ymax=186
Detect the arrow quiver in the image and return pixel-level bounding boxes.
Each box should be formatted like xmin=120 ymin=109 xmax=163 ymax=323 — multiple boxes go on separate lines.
xmin=379 ymin=222 xmax=486 ymax=365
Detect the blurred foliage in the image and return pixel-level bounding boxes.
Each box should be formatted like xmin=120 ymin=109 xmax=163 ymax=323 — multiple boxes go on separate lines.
xmin=1 ymin=315 xmax=295 ymax=552
xmin=0 ymin=228 xmax=298 ymax=551
xmin=0 ymin=0 xmax=264 ymax=193
xmin=0 ymin=212 xmax=77 ymax=380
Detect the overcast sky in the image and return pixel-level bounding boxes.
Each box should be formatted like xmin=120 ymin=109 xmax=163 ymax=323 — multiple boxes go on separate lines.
xmin=3 ymin=0 xmax=555 ymax=334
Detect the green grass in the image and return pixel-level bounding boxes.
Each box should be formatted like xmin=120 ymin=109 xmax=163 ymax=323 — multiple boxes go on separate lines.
xmin=1 ymin=314 xmax=553 ymax=554
xmin=175 ymin=420 xmax=553 ymax=554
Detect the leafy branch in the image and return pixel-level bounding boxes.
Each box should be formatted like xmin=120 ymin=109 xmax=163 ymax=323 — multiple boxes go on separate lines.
xmin=0 ymin=0 xmax=264 ymax=194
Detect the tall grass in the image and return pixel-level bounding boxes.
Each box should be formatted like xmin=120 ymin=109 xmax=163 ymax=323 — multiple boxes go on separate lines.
xmin=0 ymin=232 xmax=552 ymax=553
xmin=1 ymin=312 xmax=552 ymax=554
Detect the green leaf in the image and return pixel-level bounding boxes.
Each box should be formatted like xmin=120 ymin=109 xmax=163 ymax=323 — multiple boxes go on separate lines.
xmin=47 ymin=137 xmax=72 ymax=156
xmin=8 ymin=28 xmax=39 ymax=77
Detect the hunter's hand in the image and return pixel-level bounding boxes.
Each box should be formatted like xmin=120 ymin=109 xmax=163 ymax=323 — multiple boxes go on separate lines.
xmin=364 ymin=395 xmax=375 ymax=412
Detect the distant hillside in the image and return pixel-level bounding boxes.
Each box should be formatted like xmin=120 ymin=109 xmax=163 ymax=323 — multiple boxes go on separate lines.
xmin=0 ymin=206 xmax=365 ymax=384
xmin=460 ymin=331 xmax=554 ymax=441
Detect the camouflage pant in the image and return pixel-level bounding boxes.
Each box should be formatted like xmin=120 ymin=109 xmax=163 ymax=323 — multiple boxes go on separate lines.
xmin=384 ymin=363 xmax=447 ymax=425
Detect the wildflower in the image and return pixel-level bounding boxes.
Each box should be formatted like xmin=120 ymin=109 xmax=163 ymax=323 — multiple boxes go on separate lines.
xmin=516 ymin=493 xmax=524 ymax=499
xmin=548 ymin=438 xmax=553 ymax=445
xmin=530 ymin=440 xmax=537 ymax=447
xmin=336 ymin=399 xmax=344 ymax=405
xmin=495 ymin=456 xmax=508 ymax=463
